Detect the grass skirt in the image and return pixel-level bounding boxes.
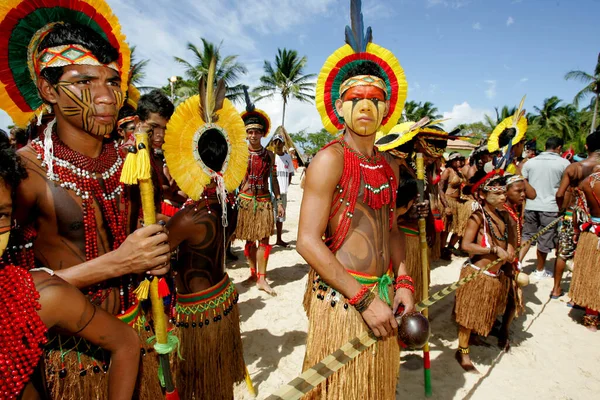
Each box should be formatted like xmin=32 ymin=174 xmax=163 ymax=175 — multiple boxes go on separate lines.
xmin=402 ymin=231 xmax=430 ymax=302
xmin=172 ymin=275 xmax=245 ymax=400
xmin=454 ymin=262 xmax=510 ymax=336
xmin=235 ymin=194 xmax=274 ymax=242
xmin=569 ymin=232 xmax=600 ymax=311
xmin=44 ymin=306 xmax=162 ymax=400
xmin=302 ymin=279 xmax=400 ymax=400
xmin=444 ymin=198 xmax=472 ymax=236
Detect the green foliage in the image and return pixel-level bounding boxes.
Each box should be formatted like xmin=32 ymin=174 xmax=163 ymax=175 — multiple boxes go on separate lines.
xmin=456 ymin=122 xmax=489 ymax=144
xmin=253 ymin=48 xmax=316 ymax=127
xmin=290 ymin=129 xmax=336 ymax=155
xmin=400 ymin=100 xmax=442 ymax=122
xmin=172 ymin=38 xmax=247 ymax=104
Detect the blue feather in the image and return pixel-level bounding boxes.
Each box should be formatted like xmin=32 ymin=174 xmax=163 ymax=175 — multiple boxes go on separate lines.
xmin=344 ymin=0 xmax=372 ymax=53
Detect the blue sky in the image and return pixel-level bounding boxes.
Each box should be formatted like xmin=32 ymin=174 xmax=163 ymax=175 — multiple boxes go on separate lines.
xmin=2 ymin=0 xmax=599 ymax=134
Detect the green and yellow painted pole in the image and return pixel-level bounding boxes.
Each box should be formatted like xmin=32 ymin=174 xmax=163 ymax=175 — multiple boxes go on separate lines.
xmin=416 ymin=153 xmax=432 ymax=397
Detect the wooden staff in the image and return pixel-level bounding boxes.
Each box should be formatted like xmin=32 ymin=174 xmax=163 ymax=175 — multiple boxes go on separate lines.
xmin=122 ymin=130 xmax=179 ymax=399
xmin=416 ymin=153 xmax=432 ymax=397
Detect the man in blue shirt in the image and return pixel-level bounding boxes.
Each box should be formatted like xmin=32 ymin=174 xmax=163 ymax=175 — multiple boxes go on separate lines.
xmin=520 ymin=136 xmax=571 ymax=279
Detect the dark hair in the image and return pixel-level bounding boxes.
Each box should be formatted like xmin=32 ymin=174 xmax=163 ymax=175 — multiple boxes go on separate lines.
xmin=117 ymin=105 xmax=137 ymax=127
xmin=197 ymin=129 xmax=227 ymax=172
xmin=0 ymin=137 xmax=28 ymax=192
xmin=586 ymin=131 xmax=600 ymax=153
xmin=38 ymin=22 xmax=119 ymax=85
xmin=10 ymin=128 xmax=28 ymax=147
xmin=545 ymin=136 xmax=563 ymax=150
xmin=396 ymin=171 xmax=418 ymax=209
xmin=498 ymin=127 xmax=517 ymax=148
xmin=137 ymin=90 xmax=174 ymax=121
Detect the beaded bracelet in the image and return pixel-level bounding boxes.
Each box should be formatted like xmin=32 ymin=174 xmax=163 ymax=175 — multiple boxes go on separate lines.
xmin=395 ymin=275 xmax=414 ymax=284
xmin=348 ymin=286 xmax=369 ymax=306
xmin=353 ymin=290 xmax=376 ymax=313
xmin=394 ymin=282 xmax=415 ymax=293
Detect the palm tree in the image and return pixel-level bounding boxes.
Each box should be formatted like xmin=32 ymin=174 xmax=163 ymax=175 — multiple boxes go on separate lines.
xmin=174 ymin=38 xmax=248 ymax=103
xmin=127 ymin=45 xmax=156 ymax=93
xmin=565 ymin=52 xmax=600 ymax=133
xmin=532 ymin=96 xmax=568 ymax=134
xmin=400 ymin=100 xmax=442 ymax=122
xmin=483 ymin=105 xmax=517 ymax=131
xmin=253 ymin=48 xmax=316 ymax=127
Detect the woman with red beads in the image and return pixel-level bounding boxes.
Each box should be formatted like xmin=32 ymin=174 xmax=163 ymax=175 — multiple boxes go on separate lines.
xmin=0 ymin=137 xmax=140 ymax=399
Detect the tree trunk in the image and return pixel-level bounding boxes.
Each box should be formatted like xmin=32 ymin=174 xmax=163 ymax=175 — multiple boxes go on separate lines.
xmin=591 ymin=92 xmax=599 ymax=134
xmin=282 ymin=97 xmax=287 ymax=127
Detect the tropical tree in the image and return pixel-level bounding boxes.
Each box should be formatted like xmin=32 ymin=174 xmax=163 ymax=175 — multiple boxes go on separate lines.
xmin=290 ymin=128 xmax=336 ymax=154
xmin=174 ymin=38 xmax=248 ymax=103
xmin=565 ymin=52 xmax=600 ymax=133
xmin=483 ymin=105 xmax=517 ymax=131
xmin=400 ymin=100 xmax=442 ymax=122
xmin=253 ymin=48 xmax=316 ymax=127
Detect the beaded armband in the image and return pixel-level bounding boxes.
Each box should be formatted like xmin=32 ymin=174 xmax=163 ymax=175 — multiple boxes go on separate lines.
xmin=394 ymin=275 xmax=415 ymax=292
xmin=348 ymin=286 xmax=375 ymax=313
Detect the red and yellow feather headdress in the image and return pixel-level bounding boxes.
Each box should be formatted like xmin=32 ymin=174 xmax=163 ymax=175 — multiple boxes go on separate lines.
xmin=315 ymin=0 xmax=407 ymax=135
xmin=0 ymin=0 xmax=131 ymax=127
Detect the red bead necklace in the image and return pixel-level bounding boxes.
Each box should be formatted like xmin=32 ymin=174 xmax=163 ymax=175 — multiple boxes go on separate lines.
xmin=31 ymin=132 xmax=131 ymax=307
xmin=503 ymin=202 xmax=523 ymax=247
xmin=325 ymin=139 xmax=396 ymax=252
xmin=244 ymin=147 xmax=271 ymax=194
xmin=0 ymin=263 xmax=48 ymax=399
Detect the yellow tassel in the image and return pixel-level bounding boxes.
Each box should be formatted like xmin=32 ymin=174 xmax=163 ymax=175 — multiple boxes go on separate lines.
xmin=135 ymin=132 xmax=152 ymax=181
xmin=133 ymin=279 xmax=151 ymax=300
xmin=150 ymin=278 xmax=168 ymax=344
xmin=120 ymin=149 xmax=138 ymax=185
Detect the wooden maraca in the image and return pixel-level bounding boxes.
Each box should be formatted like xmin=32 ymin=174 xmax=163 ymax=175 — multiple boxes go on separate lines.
xmin=396 ymin=311 xmax=431 ymax=349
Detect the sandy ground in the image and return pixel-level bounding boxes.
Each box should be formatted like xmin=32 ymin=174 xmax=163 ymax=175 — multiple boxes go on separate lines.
xmin=229 ymin=171 xmax=600 ymax=400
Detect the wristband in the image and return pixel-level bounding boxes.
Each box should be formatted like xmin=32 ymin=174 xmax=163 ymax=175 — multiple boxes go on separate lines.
xmin=394 ymin=282 xmax=415 ymax=293
xmin=395 ymin=275 xmax=414 ymax=284
xmin=353 ymin=290 xmax=376 ymax=313
xmin=348 ymin=286 xmax=369 ymax=305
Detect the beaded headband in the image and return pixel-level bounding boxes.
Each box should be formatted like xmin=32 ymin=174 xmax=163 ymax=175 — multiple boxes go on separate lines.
xmin=505 ymin=174 xmax=525 ymax=186
xmin=339 ymin=75 xmax=388 ymax=98
xmin=245 ymin=123 xmax=264 ymax=132
xmin=471 ymin=170 xmax=505 ymax=194
xmin=448 ymin=152 xmax=464 ymax=161
xmin=36 ymin=44 xmax=120 ymax=76
xmin=117 ymin=116 xmax=136 ymax=128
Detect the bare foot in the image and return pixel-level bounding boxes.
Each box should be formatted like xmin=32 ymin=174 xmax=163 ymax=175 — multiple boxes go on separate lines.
xmin=455 ymin=351 xmax=479 ymax=373
xmin=275 ymin=240 xmax=289 ymax=248
xmin=257 ymin=277 xmax=277 ymax=296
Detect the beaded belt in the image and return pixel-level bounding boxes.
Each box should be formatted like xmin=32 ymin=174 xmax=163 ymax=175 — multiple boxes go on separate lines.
xmin=463 ymin=260 xmax=503 ymax=278
xmin=312 ymin=264 xmax=394 ymax=308
xmin=174 ymin=274 xmax=239 ymax=328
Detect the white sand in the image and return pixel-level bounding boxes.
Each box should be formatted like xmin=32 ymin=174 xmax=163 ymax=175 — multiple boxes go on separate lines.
xmin=229 ymin=171 xmax=600 ymax=400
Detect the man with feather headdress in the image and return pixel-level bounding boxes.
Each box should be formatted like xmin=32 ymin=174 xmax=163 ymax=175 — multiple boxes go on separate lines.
xmin=163 ymin=58 xmax=248 ymax=400
xmin=0 ymin=1 xmax=171 ymax=398
xmin=297 ymin=1 xmax=416 ymax=398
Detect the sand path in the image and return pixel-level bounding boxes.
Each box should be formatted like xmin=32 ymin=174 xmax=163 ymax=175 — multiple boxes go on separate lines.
xmin=229 ymin=171 xmax=599 ymax=400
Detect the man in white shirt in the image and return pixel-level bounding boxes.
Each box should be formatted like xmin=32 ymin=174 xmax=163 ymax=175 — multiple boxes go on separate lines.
xmin=521 ymin=136 xmax=571 ymax=279
xmin=273 ymin=134 xmax=295 ymax=247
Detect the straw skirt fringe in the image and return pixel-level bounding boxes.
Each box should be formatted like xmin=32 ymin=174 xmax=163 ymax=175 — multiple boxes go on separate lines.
xmin=454 ymin=263 xmax=510 ymax=336
xmin=404 ymin=234 xmax=431 ymax=302
xmin=302 ymin=287 xmax=400 ymax=400
xmin=570 ymin=232 xmax=600 ymax=311
xmin=235 ymin=197 xmax=274 ymax=242
xmin=445 ymin=198 xmax=472 ymax=236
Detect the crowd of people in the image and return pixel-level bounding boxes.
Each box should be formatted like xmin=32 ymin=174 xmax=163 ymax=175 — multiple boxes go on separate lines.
xmin=0 ymin=0 xmax=598 ymax=399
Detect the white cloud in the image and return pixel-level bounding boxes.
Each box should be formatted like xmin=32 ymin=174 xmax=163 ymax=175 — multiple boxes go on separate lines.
xmin=442 ymin=102 xmax=493 ymax=130
xmin=484 ymin=80 xmax=497 ymax=99
xmin=472 ymin=22 xmax=482 ymax=30
xmin=506 ymin=16 xmax=515 ymax=26
xmin=520 ymin=77 xmax=529 ymax=82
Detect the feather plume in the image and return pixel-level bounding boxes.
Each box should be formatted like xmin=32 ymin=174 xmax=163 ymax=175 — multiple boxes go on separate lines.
xmin=243 ymin=85 xmax=255 ymax=113
xmin=409 ymin=117 xmax=430 ymax=132
xmin=345 ymin=0 xmax=372 ymax=53
xmin=513 ymin=95 xmax=526 ymax=126
xmin=198 ymin=75 xmax=207 ymax=121
xmin=204 ymin=57 xmax=216 ymax=122
xmin=214 ymin=80 xmax=226 ymax=114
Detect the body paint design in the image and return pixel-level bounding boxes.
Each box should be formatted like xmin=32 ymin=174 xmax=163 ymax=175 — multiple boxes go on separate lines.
xmin=341 ymin=85 xmax=387 ymax=136
xmin=56 ymin=82 xmax=118 ymax=137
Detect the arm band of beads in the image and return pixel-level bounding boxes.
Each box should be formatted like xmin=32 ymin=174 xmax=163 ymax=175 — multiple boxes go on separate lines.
xmin=394 ymin=282 xmax=415 ymax=293
xmin=395 ymin=275 xmax=414 ymax=284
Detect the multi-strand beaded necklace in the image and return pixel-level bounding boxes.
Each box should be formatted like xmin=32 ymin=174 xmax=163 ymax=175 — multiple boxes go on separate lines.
xmin=0 ymin=263 xmax=48 ymax=399
xmin=503 ymin=203 xmax=523 ymax=246
xmin=243 ymin=147 xmax=272 ymax=194
xmin=30 ymin=131 xmax=134 ymax=309
xmin=325 ymin=139 xmax=396 ymax=252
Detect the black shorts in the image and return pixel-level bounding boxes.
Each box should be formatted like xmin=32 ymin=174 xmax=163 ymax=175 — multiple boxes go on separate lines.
xmin=522 ymin=210 xmax=560 ymax=253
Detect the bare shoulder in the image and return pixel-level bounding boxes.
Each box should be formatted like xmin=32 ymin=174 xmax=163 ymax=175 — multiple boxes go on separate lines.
xmin=31 ymin=271 xmax=74 ymax=310
xmin=308 ymin=143 xmax=344 ymax=180
xmin=17 ymin=144 xmax=47 ymax=183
